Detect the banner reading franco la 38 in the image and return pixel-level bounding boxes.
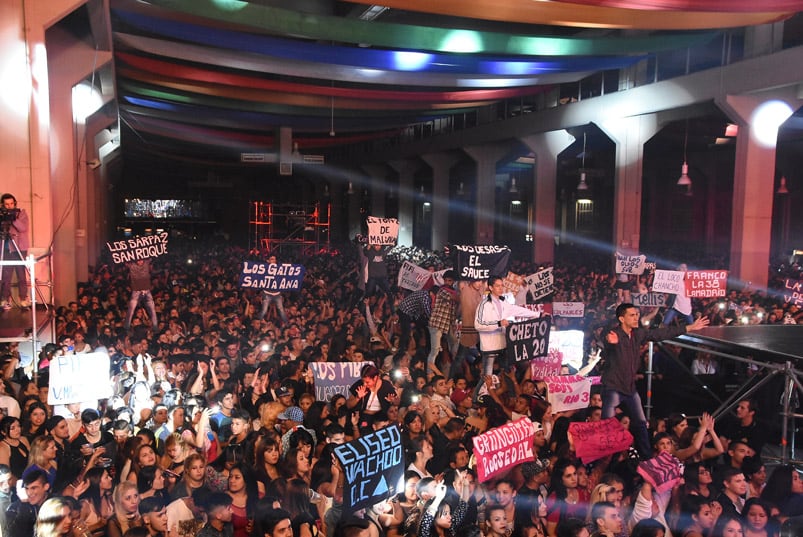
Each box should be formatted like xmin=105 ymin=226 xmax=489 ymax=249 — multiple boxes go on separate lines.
xmin=452 ymin=245 xmax=511 ymax=281
xmin=684 ymin=270 xmax=728 ymax=298
xmin=239 ymin=261 xmax=306 ymax=291
xmin=334 ymin=425 xmax=404 ymax=513
xmin=472 ymin=418 xmax=536 ymax=482
xmin=106 ymin=232 xmax=169 ymax=264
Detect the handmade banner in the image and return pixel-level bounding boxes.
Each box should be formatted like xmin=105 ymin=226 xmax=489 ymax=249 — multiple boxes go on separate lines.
xmin=106 ymin=232 xmax=169 ymax=264
xmin=530 ymin=348 xmax=563 ymax=379
xmin=309 ymin=361 xmax=372 ymax=402
xmin=615 ymin=252 xmax=646 ymax=275
xmin=637 ymin=451 xmax=684 ymax=494
xmin=334 ymin=425 xmax=404 ymax=512
xmin=652 ymin=269 xmax=685 ymax=294
xmin=552 ymin=302 xmax=585 ymax=317
xmin=239 ymin=261 xmax=305 ymax=291
xmin=523 ymin=303 xmax=552 ymax=317
xmin=472 ymin=418 xmax=536 ymax=482
xmin=48 ymin=352 xmax=112 ymax=405
xmin=684 ymin=270 xmax=728 ymax=298
xmin=569 ymin=418 xmax=634 ymax=464
xmin=367 ymin=216 xmax=399 ymax=246
xmin=782 ymin=279 xmax=803 ymax=307
xmin=548 ymin=330 xmax=584 ymax=371
xmin=545 ymin=375 xmax=592 ymax=413
xmin=452 ymin=245 xmax=511 ymax=281
xmin=506 ymin=318 xmax=551 ymax=364
xmin=502 ymin=272 xmax=525 ymax=295
xmin=397 ymin=260 xmax=433 ymax=291
xmin=525 ymin=267 xmax=554 ymax=300
xmin=631 ymin=293 xmax=667 ymax=308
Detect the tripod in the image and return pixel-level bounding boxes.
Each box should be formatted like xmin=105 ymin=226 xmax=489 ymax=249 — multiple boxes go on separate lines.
xmin=0 ymin=224 xmax=39 ymax=308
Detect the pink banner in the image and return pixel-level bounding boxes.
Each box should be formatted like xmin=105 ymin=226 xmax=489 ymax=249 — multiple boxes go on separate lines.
xmin=684 ymin=270 xmax=728 ymax=298
xmin=569 ymin=418 xmax=634 ymax=464
xmin=530 ymin=349 xmax=563 ymax=379
xmin=637 ymin=451 xmax=683 ymax=494
xmin=472 ymin=418 xmax=535 ymax=482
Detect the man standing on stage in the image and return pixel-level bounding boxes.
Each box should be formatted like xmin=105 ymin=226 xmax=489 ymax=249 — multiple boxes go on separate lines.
xmin=0 ymin=193 xmax=30 ymax=309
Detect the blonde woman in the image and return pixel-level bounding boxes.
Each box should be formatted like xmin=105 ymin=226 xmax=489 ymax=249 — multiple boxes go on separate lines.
xmin=106 ymin=481 xmax=143 ymax=537
xmin=35 ymin=496 xmax=74 ymax=537
xmin=161 ymin=434 xmax=193 ymax=477
xmin=22 ymin=435 xmax=58 ymax=488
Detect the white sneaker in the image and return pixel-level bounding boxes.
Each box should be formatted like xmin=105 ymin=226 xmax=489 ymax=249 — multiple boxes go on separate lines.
xmin=18 ymin=298 xmax=31 ymax=308
xmin=0 ymin=301 xmax=10 ymax=311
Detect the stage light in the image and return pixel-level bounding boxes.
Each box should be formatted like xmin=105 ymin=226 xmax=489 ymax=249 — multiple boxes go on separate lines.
xmin=751 ymin=100 xmax=793 ymax=148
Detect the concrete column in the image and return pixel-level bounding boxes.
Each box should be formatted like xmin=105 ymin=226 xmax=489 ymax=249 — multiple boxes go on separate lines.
xmin=388 ymin=159 xmax=421 ymax=247
xmin=598 ymin=115 xmax=660 ymax=255
xmin=344 ymin=172 xmax=363 ymax=240
xmin=421 ymin=153 xmax=460 ymax=250
xmin=520 ymin=131 xmax=575 ymax=265
xmin=744 ymin=23 xmax=784 ymax=59
xmin=362 ymin=164 xmax=388 ymax=217
xmin=716 ymin=91 xmax=799 ymax=290
xmin=463 ymin=144 xmax=510 ymax=245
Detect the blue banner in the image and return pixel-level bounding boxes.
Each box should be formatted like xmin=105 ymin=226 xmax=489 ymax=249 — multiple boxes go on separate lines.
xmin=239 ymin=261 xmax=305 ymax=291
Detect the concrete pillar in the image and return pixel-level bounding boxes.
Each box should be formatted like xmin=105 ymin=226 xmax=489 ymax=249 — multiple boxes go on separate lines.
xmin=421 ymin=153 xmax=460 ymax=250
xmin=362 ymin=164 xmax=388 ymax=217
xmin=344 ymin=173 xmax=363 ymax=240
xmin=598 ymin=115 xmax=660 ymax=255
xmin=463 ymin=144 xmax=510 ymax=245
xmin=744 ymin=23 xmax=784 ymax=59
xmin=520 ymin=131 xmax=575 ymax=265
xmin=388 ymin=159 xmax=421 ymax=247
xmin=716 ymin=91 xmax=799 ymax=290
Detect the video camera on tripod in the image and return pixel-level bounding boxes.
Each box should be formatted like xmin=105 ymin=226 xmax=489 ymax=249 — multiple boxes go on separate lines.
xmin=0 ymin=207 xmax=20 ymax=224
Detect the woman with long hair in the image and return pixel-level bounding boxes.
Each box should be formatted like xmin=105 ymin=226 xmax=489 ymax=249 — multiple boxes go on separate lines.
xmin=137 ymin=465 xmax=169 ymax=503
xmin=545 ymin=459 xmax=589 ymax=537
xmin=126 ymin=444 xmax=159 ymax=484
xmin=35 ymin=497 xmax=74 ymax=537
xmin=23 ymin=435 xmax=58 ymax=488
xmin=24 ymin=402 xmax=49 ymax=442
xmin=0 ymin=416 xmax=30 ymax=481
xmin=227 ymin=463 xmax=259 ymax=537
xmin=78 ymin=467 xmax=114 ymax=536
xmin=283 ymin=446 xmax=312 ymax=485
xmin=207 ymin=445 xmax=242 ymax=492
xmin=677 ymin=495 xmax=716 ymax=537
xmin=160 ymin=433 xmax=193 ymax=477
xmin=106 ymin=481 xmax=143 ymax=537
xmin=682 ymin=462 xmax=715 ymax=499
xmin=760 ymin=464 xmax=803 ymax=518
xmin=709 ymin=514 xmax=744 ymax=537
xmin=407 ymin=437 xmax=434 ymax=479
xmin=417 ymin=475 xmax=472 ymax=537
xmin=742 ymin=498 xmax=777 ymax=537
xmin=742 ymin=457 xmax=767 ymax=500
xmin=255 ymin=435 xmax=282 ymax=484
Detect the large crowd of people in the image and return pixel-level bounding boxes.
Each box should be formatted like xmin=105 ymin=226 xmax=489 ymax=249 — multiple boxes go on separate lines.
xmin=0 ymin=225 xmax=802 ymax=537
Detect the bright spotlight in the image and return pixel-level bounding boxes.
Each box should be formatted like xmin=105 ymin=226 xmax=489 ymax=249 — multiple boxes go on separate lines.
xmin=751 ymin=100 xmax=793 ymax=148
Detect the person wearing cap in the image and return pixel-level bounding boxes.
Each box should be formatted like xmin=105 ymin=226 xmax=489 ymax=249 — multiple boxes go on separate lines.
xmin=426 ymin=270 xmax=459 ymax=376
xmin=278 ymin=406 xmax=317 ymax=456
xmin=515 ymin=457 xmax=551 ymax=531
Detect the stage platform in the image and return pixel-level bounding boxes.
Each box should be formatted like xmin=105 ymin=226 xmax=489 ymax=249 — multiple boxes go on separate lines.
xmin=0 ymin=304 xmax=54 ymax=366
xmin=677 ymin=325 xmax=803 ymax=363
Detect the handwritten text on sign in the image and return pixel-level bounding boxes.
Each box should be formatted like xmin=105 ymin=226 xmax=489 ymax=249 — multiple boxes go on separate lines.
xmin=48 ymin=352 xmax=112 ymax=405
xmin=615 ymin=252 xmax=646 ymax=275
xmin=397 ymin=261 xmax=433 ymax=291
xmin=453 ymin=245 xmax=511 ymax=281
xmin=531 ymin=348 xmax=563 ymax=379
xmin=472 ymin=418 xmax=535 ymax=482
xmin=569 ymin=418 xmax=634 ymax=464
xmin=239 ymin=262 xmax=305 ymax=291
xmin=548 ymin=330 xmax=585 ymax=371
xmin=309 ymin=361 xmax=372 ymax=402
xmin=652 ymin=270 xmax=685 ymax=295
xmin=552 ymin=302 xmax=585 ymax=317
xmin=545 ymin=375 xmax=592 ymax=413
xmin=684 ymin=270 xmax=728 ymax=298
xmin=367 ymin=216 xmax=399 ymax=246
xmin=631 ymin=293 xmax=667 ymax=308
xmin=334 ymin=425 xmax=404 ymax=512
xmin=525 ymin=267 xmax=554 ymax=300
xmin=506 ymin=318 xmax=551 ymax=364
xmin=106 ymin=232 xmax=169 ymax=264
xmin=783 ymin=279 xmax=803 ymax=306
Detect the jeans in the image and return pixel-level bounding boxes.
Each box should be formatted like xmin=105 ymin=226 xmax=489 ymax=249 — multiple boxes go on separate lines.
xmin=662 ymin=308 xmax=694 ymax=326
xmin=449 ymin=344 xmax=480 ymax=378
xmin=426 ymin=327 xmax=457 ymax=371
xmin=125 ymin=290 xmax=158 ymax=329
xmin=259 ymin=292 xmax=287 ymax=323
xmin=602 ymin=386 xmax=651 ymax=458
xmin=0 ymin=249 xmax=28 ymax=301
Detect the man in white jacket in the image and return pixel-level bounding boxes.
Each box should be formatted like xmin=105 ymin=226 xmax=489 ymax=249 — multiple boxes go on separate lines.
xmin=475 ymin=275 xmax=541 ymax=377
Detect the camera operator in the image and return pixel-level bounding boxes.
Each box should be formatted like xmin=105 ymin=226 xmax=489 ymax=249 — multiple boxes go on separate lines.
xmin=0 ymin=193 xmax=30 ymax=310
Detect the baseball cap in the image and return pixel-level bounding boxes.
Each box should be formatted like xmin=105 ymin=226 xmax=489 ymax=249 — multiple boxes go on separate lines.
xmin=278 ymin=406 xmax=304 ymax=422
xmin=275 ymin=386 xmax=292 ymax=398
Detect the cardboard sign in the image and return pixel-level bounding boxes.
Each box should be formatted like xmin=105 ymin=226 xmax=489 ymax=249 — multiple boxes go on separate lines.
xmin=239 ymin=262 xmax=305 ymax=291
xmin=472 ymin=418 xmax=536 ymax=482
xmin=309 ymin=361 xmax=372 ymax=402
xmin=545 ymin=375 xmax=592 ymax=413
xmin=552 ymin=302 xmax=585 ymax=317
xmin=502 ymin=272 xmax=525 ymax=296
xmin=367 ymin=216 xmax=399 ymax=246
xmin=525 ymin=268 xmax=554 ymax=300
xmin=637 ymin=451 xmax=684 ymax=494
xmin=530 ymin=348 xmax=563 ymax=379
xmin=548 ymin=330 xmax=585 ymax=371
xmin=106 ymin=232 xmax=168 ymax=264
xmin=523 ymin=303 xmax=552 ymax=317
xmin=570 ymin=418 xmax=634 ymax=464
xmin=334 ymin=425 xmax=404 ymax=512
xmin=652 ymin=270 xmax=685 ymax=295
xmin=631 ymin=293 xmax=667 ymax=308
xmin=506 ymin=318 xmax=551 ymax=364
xmin=783 ymin=279 xmax=803 ymax=307
xmin=615 ymin=253 xmax=646 ymax=275
xmin=453 ymin=245 xmax=511 ymax=281
xmin=48 ymin=352 xmax=112 ymax=404
xmin=684 ymin=270 xmax=728 ymax=298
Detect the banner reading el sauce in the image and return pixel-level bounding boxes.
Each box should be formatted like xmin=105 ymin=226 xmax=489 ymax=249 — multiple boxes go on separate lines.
xmin=334 ymin=425 xmax=404 ymax=512
xmin=106 ymin=232 xmax=169 ymax=264
xmin=545 ymin=375 xmax=592 ymax=413
xmin=367 ymin=216 xmax=399 ymax=246
xmin=472 ymin=418 xmax=536 ymax=482
xmin=684 ymin=270 xmax=728 ymax=298
xmin=506 ymin=318 xmax=551 ymax=364
xmin=569 ymin=418 xmax=634 ymax=464
xmin=309 ymin=361 xmax=372 ymax=402
xmin=239 ymin=262 xmax=305 ymax=291
xmin=452 ymin=245 xmax=510 ymax=281
xmin=48 ymin=352 xmax=112 ymax=404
